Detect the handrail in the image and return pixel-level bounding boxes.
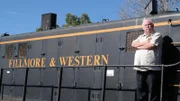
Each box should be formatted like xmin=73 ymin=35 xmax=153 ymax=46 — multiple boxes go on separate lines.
xmin=0 ymin=84 xmax=135 ymax=91
xmin=164 ymin=60 xmax=180 ymax=67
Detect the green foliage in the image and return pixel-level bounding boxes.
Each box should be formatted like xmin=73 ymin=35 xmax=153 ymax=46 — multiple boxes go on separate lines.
xmin=62 ymin=13 xmax=91 ymax=28
xmin=36 ymin=28 xmax=43 ymax=32
xmin=79 ymin=13 xmax=91 ymax=24
xmin=36 ymin=25 xmax=59 ymax=32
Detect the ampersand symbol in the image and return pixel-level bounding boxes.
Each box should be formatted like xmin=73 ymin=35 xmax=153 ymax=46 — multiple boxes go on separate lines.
xmin=49 ymin=58 xmax=55 ymax=67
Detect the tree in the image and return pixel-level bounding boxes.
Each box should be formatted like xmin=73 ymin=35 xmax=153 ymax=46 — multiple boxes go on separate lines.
xmin=79 ymin=13 xmax=91 ymax=24
xmin=64 ymin=13 xmax=80 ymax=26
xmin=36 ymin=25 xmax=60 ymax=32
xmin=119 ymin=0 xmax=180 ymax=20
xmin=36 ymin=28 xmax=43 ymax=32
xmin=62 ymin=13 xmax=91 ymax=28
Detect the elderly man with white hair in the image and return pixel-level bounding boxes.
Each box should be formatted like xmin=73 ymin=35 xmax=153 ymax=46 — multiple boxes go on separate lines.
xmin=131 ymin=19 xmax=163 ymax=101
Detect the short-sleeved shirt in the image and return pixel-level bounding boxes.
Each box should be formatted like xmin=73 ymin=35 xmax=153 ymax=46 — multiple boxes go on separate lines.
xmin=132 ymin=32 xmax=162 ymax=71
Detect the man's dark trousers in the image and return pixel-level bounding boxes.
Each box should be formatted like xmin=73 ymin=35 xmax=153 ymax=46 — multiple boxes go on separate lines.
xmin=136 ymin=71 xmax=161 ymax=101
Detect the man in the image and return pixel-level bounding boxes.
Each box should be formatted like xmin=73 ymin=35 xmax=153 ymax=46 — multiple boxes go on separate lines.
xmin=131 ymin=19 xmax=162 ymax=101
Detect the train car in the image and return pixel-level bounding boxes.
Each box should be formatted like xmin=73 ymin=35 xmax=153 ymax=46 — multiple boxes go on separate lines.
xmin=1 ymin=11 xmax=180 ymax=101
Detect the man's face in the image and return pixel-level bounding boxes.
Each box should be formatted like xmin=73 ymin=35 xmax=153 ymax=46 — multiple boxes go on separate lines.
xmin=142 ymin=20 xmax=154 ymax=35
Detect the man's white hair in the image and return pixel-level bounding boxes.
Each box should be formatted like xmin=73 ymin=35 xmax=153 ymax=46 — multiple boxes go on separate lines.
xmin=142 ymin=18 xmax=154 ymax=26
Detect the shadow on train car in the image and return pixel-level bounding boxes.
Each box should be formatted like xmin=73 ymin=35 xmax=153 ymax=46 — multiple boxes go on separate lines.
xmin=162 ymin=35 xmax=180 ymax=101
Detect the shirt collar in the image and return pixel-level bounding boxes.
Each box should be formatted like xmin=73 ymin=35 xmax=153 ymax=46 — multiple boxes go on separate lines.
xmin=143 ymin=31 xmax=155 ymax=37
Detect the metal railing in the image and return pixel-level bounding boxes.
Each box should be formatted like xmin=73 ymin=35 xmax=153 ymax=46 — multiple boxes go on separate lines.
xmin=0 ymin=61 xmax=180 ymax=101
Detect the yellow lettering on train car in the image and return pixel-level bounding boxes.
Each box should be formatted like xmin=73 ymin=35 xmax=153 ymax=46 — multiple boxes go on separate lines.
xmin=59 ymin=57 xmax=67 ymax=66
xmin=8 ymin=58 xmax=46 ymax=68
xmin=80 ymin=56 xmax=86 ymax=66
xmin=86 ymin=55 xmax=93 ymax=66
xmin=101 ymin=54 xmax=109 ymax=65
xmin=41 ymin=58 xmax=46 ymax=67
xmin=8 ymin=54 xmax=109 ymax=68
xmin=74 ymin=56 xmax=80 ymax=66
xmin=68 ymin=56 xmax=73 ymax=66
xmin=94 ymin=55 xmax=100 ymax=65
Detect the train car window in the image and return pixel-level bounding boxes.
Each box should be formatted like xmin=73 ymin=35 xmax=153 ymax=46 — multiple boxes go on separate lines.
xmin=5 ymin=44 xmax=14 ymax=59
xmin=18 ymin=43 xmax=28 ymax=58
xmin=126 ymin=30 xmax=144 ymax=52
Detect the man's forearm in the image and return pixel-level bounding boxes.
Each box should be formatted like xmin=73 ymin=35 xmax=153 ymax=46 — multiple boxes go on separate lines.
xmin=131 ymin=42 xmax=145 ymax=48
xmin=137 ymin=43 xmax=154 ymax=50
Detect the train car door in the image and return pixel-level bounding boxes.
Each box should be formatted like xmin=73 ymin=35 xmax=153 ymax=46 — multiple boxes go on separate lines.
xmin=91 ymin=31 xmax=123 ymax=101
xmin=119 ymin=30 xmax=144 ymax=101
xmin=65 ymin=34 xmax=97 ymax=101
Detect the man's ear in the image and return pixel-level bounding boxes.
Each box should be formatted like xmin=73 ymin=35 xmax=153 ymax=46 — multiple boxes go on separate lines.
xmin=152 ymin=24 xmax=154 ymax=28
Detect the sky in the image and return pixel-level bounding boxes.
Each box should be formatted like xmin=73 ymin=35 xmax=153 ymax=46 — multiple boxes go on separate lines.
xmin=0 ymin=0 xmax=123 ymax=35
